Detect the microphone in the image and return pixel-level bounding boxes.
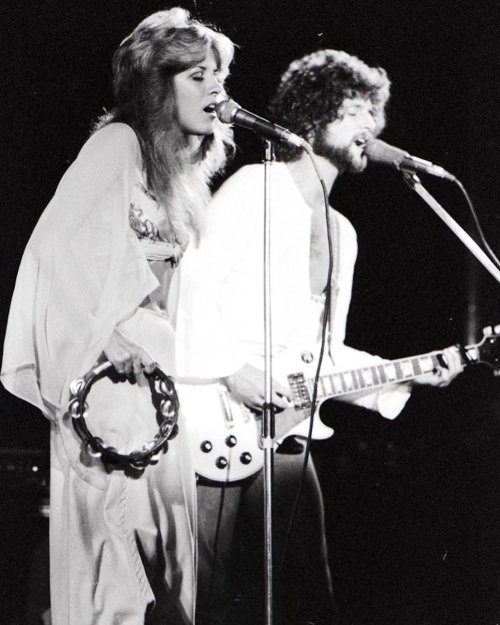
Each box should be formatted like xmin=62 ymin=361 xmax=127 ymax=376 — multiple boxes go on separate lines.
xmin=365 ymin=139 xmax=455 ymax=181
xmin=215 ymin=99 xmax=305 ymax=148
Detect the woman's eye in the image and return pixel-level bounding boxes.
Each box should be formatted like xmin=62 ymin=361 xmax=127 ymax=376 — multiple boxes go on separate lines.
xmin=192 ymin=73 xmax=204 ymax=82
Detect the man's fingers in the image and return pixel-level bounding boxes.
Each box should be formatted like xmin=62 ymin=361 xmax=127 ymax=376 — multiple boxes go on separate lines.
xmin=441 ymin=346 xmax=464 ymax=376
xmin=273 ymin=378 xmax=291 ymax=402
xmin=272 ymin=392 xmax=290 ymax=411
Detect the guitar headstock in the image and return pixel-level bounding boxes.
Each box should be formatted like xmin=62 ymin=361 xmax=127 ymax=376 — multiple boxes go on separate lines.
xmin=475 ymin=325 xmax=500 ymax=373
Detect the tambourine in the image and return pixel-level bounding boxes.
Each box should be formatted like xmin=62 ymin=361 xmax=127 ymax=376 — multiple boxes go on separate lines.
xmin=68 ymin=360 xmax=179 ymax=470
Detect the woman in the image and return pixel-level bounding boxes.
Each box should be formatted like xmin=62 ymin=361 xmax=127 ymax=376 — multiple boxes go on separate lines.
xmin=1 ymin=8 xmax=234 ymax=624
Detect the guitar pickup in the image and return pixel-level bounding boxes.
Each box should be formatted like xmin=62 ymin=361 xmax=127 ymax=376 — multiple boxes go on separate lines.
xmin=218 ymin=385 xmax=252 ymax=427
xmin=218 ymin=386 xmax=235 ymax=428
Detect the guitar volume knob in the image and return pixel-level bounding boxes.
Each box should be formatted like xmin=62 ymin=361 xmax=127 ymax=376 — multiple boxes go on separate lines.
xmin=225 ymin=435 xmax=237 ymax=447
xmin=216 ymin=456 xmax=228 ymax=469
xmin=240 ymin=452 xmax=252 ymax=465
xmin=200 ymin=441 xmax=213 ymax=453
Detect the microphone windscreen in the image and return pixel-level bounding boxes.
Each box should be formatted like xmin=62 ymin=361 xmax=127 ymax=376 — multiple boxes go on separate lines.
xmin=215 ymin=99 xmax=240 ymax=124
xmin=365 ymin=139 xmax=408 ymax=166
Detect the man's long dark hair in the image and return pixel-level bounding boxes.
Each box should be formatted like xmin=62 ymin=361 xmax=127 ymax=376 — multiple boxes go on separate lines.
xmin=268 ymin=49 xmax=391 ymax=163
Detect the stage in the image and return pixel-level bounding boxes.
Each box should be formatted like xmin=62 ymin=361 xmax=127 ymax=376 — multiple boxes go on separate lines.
xmin=1 ymin=1 xmax=500 ymax=623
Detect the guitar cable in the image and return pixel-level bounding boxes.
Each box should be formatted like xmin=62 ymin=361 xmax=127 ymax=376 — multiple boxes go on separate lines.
xmin=205 ymin=480 xmax=229 ymax=622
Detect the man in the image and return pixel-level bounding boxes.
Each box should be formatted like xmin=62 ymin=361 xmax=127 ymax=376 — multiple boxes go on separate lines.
xmin=177 ymin=49 xmax=463 ymax=625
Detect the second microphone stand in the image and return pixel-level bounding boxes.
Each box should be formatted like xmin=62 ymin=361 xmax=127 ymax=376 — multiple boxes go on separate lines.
xmin=402 ymin=171 xmax=500 ymax=284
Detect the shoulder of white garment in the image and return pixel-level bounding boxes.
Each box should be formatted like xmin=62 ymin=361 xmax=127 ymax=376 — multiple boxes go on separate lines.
xmin=205 ymin=164 xmax=268 ymax=236
xmin=212 ymin=164 xmax=265 ymax=199
xmin=209 ymin=162 xmax=295 ymax=207
xmin=82 ymin=122 xmax=140 ymax=155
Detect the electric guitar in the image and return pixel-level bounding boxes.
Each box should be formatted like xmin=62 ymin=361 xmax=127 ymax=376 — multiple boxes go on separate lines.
xmin=178 ymin=326 xmax=500 ymax=482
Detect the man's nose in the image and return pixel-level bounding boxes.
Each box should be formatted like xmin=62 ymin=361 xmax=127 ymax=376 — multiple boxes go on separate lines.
xmin=363 ymin=112 xmax=377 ymax=132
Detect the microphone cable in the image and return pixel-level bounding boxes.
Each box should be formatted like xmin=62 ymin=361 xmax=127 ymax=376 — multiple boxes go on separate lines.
xmin=453 ymin=177 xmax=500 ymax=271
xmin=276 ymin=141 xmax=335 ymax=597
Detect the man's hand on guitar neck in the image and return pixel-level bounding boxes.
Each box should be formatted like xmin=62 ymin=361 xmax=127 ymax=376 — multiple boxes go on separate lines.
xmin=223 ymin=363 xmax=291 ymax=413
xmin=413 ymin=345 xmax=464 ymax=388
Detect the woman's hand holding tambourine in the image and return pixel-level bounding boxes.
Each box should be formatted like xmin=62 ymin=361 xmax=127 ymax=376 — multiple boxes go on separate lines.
xmin=103 ymin=327 xmax=157 ymax=378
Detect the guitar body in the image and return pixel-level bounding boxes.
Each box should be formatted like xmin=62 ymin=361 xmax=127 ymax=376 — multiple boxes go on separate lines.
xmin=177 ymin=343 xmax=335 ymax=482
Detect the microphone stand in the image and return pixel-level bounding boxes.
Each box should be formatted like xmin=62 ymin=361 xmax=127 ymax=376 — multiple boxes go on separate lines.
xmin=402 ymin=171 xmax=500 ymax=284
xmin=262 ymin=140 xmax=276 ymax=625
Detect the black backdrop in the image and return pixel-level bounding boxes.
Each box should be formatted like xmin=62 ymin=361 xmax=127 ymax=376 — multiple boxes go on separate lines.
xmin=1 ymin=1 xmax=500 ymax=623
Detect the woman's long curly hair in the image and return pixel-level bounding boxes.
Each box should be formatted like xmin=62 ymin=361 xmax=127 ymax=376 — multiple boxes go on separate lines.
xmin=96 ymin=7 xmax=235 ymax=248
xmin=268 ymin=49 xmax=390 ymax=163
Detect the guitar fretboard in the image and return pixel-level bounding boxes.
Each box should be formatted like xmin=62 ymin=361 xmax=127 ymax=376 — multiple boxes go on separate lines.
xmin=288 ymin=346 xmax=477 ymax=410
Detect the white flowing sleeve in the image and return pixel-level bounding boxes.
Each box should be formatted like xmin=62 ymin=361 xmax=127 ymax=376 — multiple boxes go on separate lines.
xmin=1 ymin=123 xmax=158 ymax=418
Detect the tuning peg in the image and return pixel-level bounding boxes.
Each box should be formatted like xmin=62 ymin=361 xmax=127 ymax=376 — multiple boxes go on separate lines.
xmin=483 ymin=324 xmax=500 ymax=337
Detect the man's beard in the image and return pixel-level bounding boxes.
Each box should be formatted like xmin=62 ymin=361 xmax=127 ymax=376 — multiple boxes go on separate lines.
xmin=314 ymin=137 xmax=367 ymax=174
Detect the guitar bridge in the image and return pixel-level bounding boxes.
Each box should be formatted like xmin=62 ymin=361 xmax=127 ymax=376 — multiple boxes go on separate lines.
xmin=287 ymin=373 xmax=311 ymax=410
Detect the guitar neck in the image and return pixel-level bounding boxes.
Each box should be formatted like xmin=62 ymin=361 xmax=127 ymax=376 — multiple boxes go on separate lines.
xmin=294 ymin=344 xmax=478 ymax=405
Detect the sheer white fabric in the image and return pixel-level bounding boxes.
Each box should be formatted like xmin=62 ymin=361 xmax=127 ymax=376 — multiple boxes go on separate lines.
xmin=2 ymin=123 xmax=158 ymax=414
xmin=1 ymin=123 xmax=197 ymax=624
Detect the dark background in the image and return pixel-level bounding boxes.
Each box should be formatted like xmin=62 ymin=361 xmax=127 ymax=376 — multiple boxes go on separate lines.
xmin=2 ymin=1 xmax=500 ymax=623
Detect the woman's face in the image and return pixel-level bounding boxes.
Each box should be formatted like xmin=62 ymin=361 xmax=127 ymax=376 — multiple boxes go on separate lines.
xmin=173 ymin=47 xmax=224 ymax=137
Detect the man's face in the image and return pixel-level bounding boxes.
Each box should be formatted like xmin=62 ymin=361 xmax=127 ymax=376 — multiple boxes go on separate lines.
xmin=315 ymin=96 xmax=378 ymax=173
